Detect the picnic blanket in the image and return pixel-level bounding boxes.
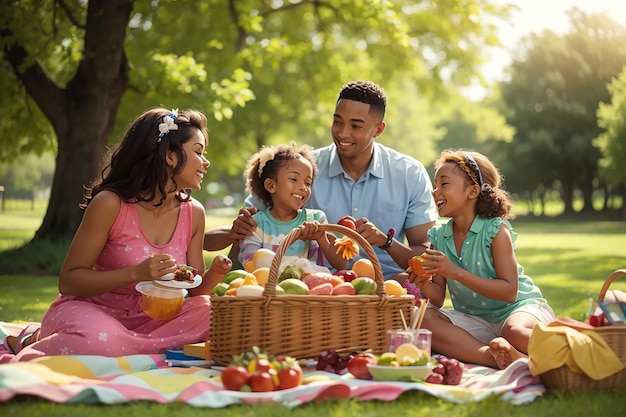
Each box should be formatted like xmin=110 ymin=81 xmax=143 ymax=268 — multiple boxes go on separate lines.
xmin=0 ymin=322 xmax=545 ymax=407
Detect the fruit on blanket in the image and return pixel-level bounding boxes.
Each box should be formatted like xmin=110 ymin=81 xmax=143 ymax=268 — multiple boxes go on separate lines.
xmin=423 ymin=355 xmax=464 ymax=385
xmin=347 ymin=352 xmax=377 ymax=380
xmin=315 ymin=349 xmax=356 ymax=375
xmin=278 ymin=367 xmax=302 ymax=389
xmin=352 ymin=258 xmax=375 ymax=278
xmin=224 ymin=346 xmax=303 ymax=392
xmin=221 ymin=366 xmax=250 ymax=391
xmin=278 ymin=278 xmax=309 ymax=295
xmin=351 ymin=277 xmax=377 ymax=295
xmin=248 ymin=371 xmax=276 ymax=392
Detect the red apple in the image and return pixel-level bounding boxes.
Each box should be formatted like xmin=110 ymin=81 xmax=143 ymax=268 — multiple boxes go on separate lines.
xmin=334 ymin=269 xmax=358 ymax=283
xmin=337 ymin=216 xmax=357 ymax=231
xmin=347 ymin=353 xmax=377 ymax=380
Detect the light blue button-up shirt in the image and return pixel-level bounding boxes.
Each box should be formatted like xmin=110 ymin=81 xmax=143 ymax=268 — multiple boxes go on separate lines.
xmin=245 ymin=143 xmax=438 ymax=279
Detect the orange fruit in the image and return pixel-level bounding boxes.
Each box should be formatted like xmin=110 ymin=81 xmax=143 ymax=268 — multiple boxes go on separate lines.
xmin=252 ymin=267 xmax=270 ymax=286
xmin=244 ymin=259 xmax=256 ymax=273
xmin=352 ymin=258 xmax=375 ymax=278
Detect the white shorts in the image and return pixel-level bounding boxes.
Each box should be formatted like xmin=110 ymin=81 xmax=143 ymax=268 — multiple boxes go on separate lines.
xmin=435 ymin=302 xmax=555 ymax=345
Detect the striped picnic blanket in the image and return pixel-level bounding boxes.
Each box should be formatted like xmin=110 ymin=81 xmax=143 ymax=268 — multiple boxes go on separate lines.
xmin=0 ymin=322 xmax=544 ymax=407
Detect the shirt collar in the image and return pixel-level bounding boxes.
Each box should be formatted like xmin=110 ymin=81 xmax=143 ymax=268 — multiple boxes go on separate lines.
xmin=328 ymin=143 xmax=384 ymax=179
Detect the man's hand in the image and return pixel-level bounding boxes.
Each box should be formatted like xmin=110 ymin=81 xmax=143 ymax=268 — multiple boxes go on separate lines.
xmin=229 ymin=207 xmax=258 ymax=242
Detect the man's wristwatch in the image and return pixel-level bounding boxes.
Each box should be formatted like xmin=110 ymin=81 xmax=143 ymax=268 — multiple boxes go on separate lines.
xmin=378 ymin=228 xmax=395 ymax=250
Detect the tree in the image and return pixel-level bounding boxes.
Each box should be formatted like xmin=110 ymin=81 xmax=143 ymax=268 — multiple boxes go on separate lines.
xmin=596 ymin=66 xmax=626 ymax=217
xmin=500 ymin=8 xmax=626 ymax=214
xmin=1 ymin=0 xmax=510 ymax=243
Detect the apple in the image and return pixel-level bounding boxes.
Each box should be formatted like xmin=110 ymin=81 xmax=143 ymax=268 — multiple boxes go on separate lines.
xmin=334 ymin=269 xmax=358 ymax=283
xmin=347 ymin=352 xmax=377 ymax=380
xmin=337 ymin=216 xmax=357 ymax=231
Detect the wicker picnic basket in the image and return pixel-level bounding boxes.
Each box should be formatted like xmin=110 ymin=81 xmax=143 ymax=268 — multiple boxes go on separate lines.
xmin=209 ymin=223 xmax=415 ymax=365
xmin=540 ymin=269 xmax=626 ymax=391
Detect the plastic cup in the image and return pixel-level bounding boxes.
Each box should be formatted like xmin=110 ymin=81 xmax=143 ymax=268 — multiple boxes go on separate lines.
xmin=387 ymin=329 xmax=432 ymax=356
xmin=136 ymin=282 xmax=187 ymax=320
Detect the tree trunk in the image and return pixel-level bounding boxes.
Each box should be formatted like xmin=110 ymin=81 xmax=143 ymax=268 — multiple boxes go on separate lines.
xmin=5 ymin=0 xmax=134 ymax=242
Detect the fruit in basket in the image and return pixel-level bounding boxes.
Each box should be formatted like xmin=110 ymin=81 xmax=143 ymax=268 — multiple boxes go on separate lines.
xmin=223 ymin=269 xmax=249 ymax=284
xmin=278 ymin=264 xmax=304 ymax=282
xmin=302 ymin=271 xmax=333 ymax=289
xmin=352 ymin=258 xmax=375 ymax=278
xmin=332 ymin=282 xmax=356 ymax=295
xmin=252 ymin=267 xmax=270 ymax=286
xmin=309 ymin=282 xmax=334 ymax=295
xmin=211 ymin=282 xmax=229 ymax=296
xmin=384 ymin=280 xmax=407 ymax=296
xmin=337 ymin=215 xmax=357 ymax=230
xmin=335 ymin=269 xmax=358 ymax=283
xmin=236 ymin=284 xmax=265 ymax=297
xmin=278 ymin=278 xmax=309 ymax=295
xmin=252 ymin=248 xmax=276 ymax=269
xmin=347 ymin=352 xmax=377 ymax=380
xmin=351 ymin=277 xmax=377 ymax=295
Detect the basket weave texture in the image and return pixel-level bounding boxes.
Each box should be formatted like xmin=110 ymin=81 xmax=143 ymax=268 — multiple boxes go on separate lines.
xmin=209 ymin=223 xmax=415 ymax=365
xmin=540 ymin=269 xmax=626 ymax=391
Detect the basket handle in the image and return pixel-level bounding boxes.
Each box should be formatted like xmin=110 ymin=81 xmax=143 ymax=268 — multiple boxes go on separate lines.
xmin=264 ymin=223 xmax=385 ymax=297
xmin=597 ymin=269 xmax=626 ymax=302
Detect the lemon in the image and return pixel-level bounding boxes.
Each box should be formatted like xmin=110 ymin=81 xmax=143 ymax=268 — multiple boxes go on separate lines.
xmin=241 ymin=273 xmax=258 ymax=286
xmin=384 ymin=280 xmax=407 ymax=296
xmin=394 ymin=343 xmax=421 ymax=365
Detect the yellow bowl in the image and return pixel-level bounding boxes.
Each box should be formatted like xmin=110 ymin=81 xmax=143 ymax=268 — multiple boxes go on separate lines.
xmin=136 ymin=282 xmax=187 ymax=320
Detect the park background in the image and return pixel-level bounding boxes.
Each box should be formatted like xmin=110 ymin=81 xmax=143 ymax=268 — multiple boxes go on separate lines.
xmin=1 ymin=0 xmax=625 ymax=274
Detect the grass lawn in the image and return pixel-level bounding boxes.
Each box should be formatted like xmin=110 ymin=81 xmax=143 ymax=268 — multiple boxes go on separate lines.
xmin=1 ymin=202 xmax=626 ymax=415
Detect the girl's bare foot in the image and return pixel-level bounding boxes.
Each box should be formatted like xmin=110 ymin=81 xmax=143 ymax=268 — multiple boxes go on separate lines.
xmin=488 ymin=337 xmax=526 ymax=369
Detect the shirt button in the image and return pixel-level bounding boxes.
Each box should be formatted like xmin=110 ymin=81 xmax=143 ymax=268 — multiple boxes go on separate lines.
xmin=353 ymin=208 xmax=358 ymax=213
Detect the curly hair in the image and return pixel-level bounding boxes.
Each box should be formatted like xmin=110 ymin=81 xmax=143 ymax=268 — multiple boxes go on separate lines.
xmin=337 ymin=80 xmax=387 ymax=121
xmin=82 ymin=108 xmax=208 ymax=209
xmin=434 ymin=149 xmax=515 ymax=220
xmin=244 ymin=142 xmax=318 ymax=207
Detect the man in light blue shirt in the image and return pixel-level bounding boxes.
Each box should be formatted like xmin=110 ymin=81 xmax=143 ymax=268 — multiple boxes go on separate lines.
xmin=205 ymin=80 xmax=437 ymax=281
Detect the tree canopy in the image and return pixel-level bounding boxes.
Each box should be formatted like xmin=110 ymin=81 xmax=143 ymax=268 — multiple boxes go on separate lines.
xmin=500 ymin=8 xmax=626 ymax=214
xmin=1 ymin=0 xmax=509 ymax=242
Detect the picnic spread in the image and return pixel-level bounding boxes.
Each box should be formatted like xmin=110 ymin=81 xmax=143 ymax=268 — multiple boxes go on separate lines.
xmin=0 ymin=321 xmax=545 ymax=406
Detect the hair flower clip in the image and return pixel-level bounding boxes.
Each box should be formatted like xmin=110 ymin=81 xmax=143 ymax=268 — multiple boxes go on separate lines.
xmin=158 ymin=109 xmax=179 ymax=141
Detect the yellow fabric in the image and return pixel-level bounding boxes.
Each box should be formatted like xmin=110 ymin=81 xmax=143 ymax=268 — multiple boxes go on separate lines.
xmin=528 ymin=323 xmax=624 ymax=380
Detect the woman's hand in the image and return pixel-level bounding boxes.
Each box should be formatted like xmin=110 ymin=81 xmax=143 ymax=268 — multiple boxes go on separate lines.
xmin=139 ymin=253 xmax=177 ymax=281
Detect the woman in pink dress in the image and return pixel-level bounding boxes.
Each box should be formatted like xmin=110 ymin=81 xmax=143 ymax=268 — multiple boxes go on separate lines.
xmin=2 ymin=108 xmax=231 ymax=362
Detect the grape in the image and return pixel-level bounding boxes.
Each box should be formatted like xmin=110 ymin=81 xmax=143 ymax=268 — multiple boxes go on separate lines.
xmin=315 ymin=350 xmax=358 ymax=375
xmin=425 ymin=355 xmax=464 ymax=386
xmin=425 ymin=373 xmax=444 ymax=384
